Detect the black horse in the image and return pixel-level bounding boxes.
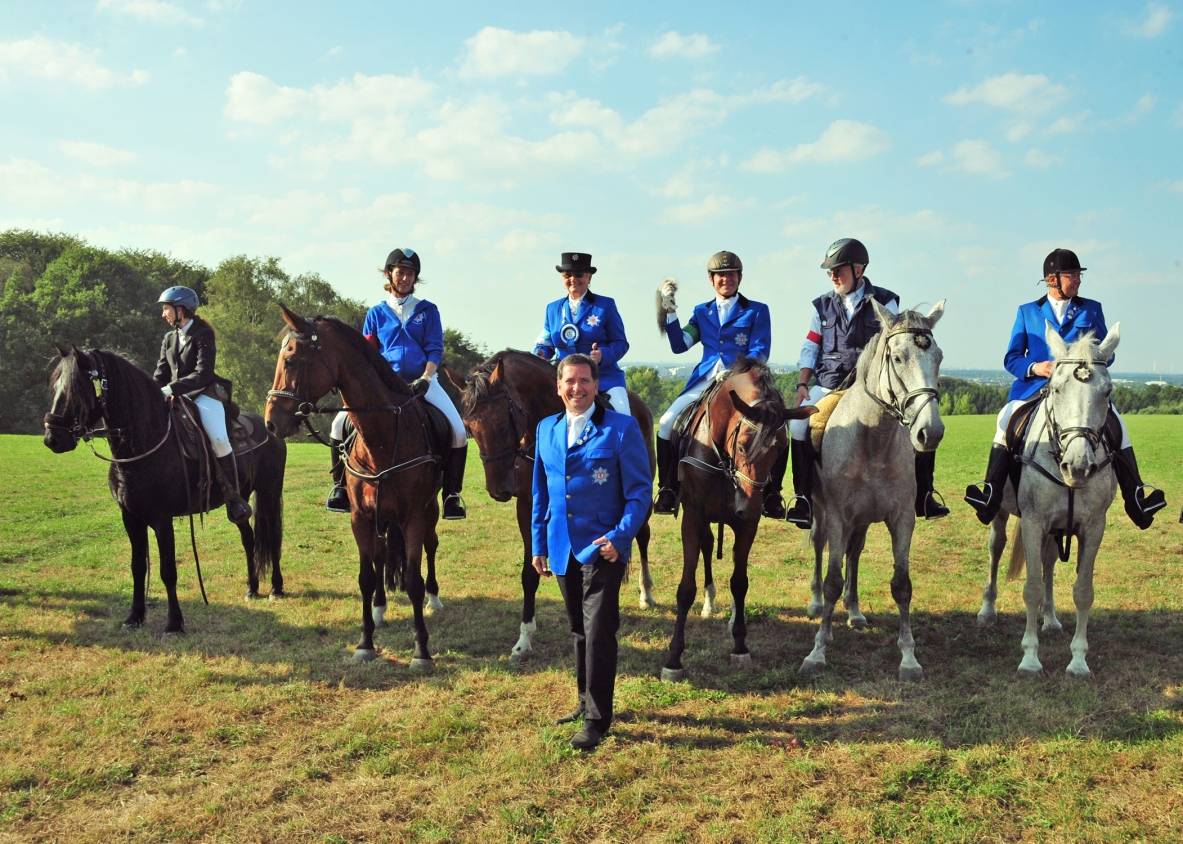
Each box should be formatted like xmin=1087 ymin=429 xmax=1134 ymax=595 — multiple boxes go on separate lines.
xmin=43 ymin=345 xmax=286 ymax=633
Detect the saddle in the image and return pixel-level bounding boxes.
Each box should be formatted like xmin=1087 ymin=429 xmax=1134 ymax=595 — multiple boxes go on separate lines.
xmin=173 ymin=397 xmax=270 ymax=461
xmin=670 ymin=381 xmax=725 ymax=480
xmin=808 ymin=390 xmax=846 ymax=454
xmin=340 ymin=400 xmax=451 ymax=463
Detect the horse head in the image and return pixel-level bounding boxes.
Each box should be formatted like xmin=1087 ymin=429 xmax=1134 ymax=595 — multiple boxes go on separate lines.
xmin=266 ymin=305 xmax=343 ymax=438
xmin=869 ymin=298 xmax=946 ymax=452
xmin=1044 ymin=322 xmax=1120 ymax=487
xmin=44 ymin=343 xmax=102 ymax=453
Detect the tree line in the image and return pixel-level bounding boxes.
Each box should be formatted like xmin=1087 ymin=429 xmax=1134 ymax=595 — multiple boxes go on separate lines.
xmin=3 ymin=229 xmax=1179 ymax=434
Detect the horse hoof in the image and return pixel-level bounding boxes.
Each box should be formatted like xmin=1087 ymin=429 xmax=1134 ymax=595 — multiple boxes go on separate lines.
xmin=244 ymin=591 xmax=261 ymax=601
xmin=805 ymin=601 xmax=823 ymax=619
xmin=352 ymin=648 xmax=378 ymax=663
xmin=730 ymin=652 xmax=753 ymax=668
xmin=898 ymin=665 xmax=924 ymax=683
xmin=410 ymin=658 xmax=434 ymax=673
xmin=1016 ymin=665 xmax=1042 ymax=678
xmin=639 ymin=595 xmax=656 ymax=610
xmin=799 ymin=657 xmax=825 ymax=677
xmin=268 ymin=591 xmax=285 ymax=601
xmin=425 ymin=594 xmax=444 ymax=614
xmin=1066 ymin=662 xmax=1092 ymax=680
xmin=661 ymin=667 xmax=686 ymax=683
xmin=847 ymin=616 xmax=868 ymax=631
xmin=371 ymin=607 xmax=386 ymax=628
xmin=121 ymin=620 xmax=143 ymax=630
xmin=162 ymin=628 xmax=185 ymax=638
xmin=976 ymin=612 xmax=996 ymax=628
xmin=1042 ymin=620 xmax=1063 ymax=635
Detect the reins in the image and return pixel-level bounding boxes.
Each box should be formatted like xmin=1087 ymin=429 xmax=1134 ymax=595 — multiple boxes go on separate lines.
xmin=862 ymin=325 xmax=940 ymax=430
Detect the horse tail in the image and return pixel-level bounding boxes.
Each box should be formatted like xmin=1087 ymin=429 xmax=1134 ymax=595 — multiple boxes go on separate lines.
xmin=252 ymin=436 xmax=285 ymax=585
xmin=385 ymin=524 xmax=407 ymax=593
xmin=1006 ymin=518 xmax=1024 ymax=581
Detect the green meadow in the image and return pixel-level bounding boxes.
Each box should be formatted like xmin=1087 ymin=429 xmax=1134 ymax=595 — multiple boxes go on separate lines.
xmin=1 ymin=416 xmax=1181 ymax=842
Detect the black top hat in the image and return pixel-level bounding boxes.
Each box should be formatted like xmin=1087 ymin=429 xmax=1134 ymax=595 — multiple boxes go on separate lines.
xmin=555 ymin=252 xmax=597 ymax=275
xmin=1043 ymin=248 xmax=1086 ymax=277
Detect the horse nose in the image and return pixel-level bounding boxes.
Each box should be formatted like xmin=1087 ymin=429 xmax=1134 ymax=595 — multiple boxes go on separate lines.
xmin=916 ymin=429 xmax=928 ymax=449
xmin=265 ymin=420 xmax=276 ymax=435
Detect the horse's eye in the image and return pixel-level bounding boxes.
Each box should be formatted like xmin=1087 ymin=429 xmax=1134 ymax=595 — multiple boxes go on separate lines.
xmin=282 ymin=358 xmax=294 ymax=369
xmin=893 ymin=355 xmax=903 ymax=364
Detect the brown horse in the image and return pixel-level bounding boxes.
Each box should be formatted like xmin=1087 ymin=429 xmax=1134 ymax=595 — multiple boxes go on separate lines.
xmin=661 ymin=359 xmax=815 ymax=681
xmin=444 ymin=349 xmax=656 ymax=661
xmin=265 ymin=307 xmax=440 ymax=667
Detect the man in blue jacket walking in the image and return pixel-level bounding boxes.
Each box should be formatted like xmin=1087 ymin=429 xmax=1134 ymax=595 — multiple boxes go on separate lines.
xmin=964 ymin=248 xmax=1167 ymax=528
xmin=532 ymin=354 xmax=651 ymax=751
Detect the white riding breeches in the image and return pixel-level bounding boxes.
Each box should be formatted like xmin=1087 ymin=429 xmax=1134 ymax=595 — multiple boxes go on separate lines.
xmin=330 ymin=377 xmax=466 ymax=448
xmin=993 ymin=399 xmax=1130 ymax=448
xmin=658 ymin=382 xmax=707 ymax=440
xmin=194 ymin=393 xmax=232 ymax=458
xmin=790 ymin=385 xmax=832 ymax=441
xmin=605 ymin=386 xmax=630 ymax=416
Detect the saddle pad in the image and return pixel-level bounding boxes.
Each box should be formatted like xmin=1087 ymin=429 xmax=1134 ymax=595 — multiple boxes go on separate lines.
xmin=809 ymin=390 xmax=846 ymax=452
xmin=1004 ymin=396 xmax=1043 ymax=455
xmin=174 ymin=399 xmax=269 ymax=460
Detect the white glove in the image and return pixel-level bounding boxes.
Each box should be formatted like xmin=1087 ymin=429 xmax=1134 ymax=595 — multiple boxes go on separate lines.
xmin=161 ymin=385 xmax=173 ymax=398
xmin=659 ymin=277 xmax=678 ymax=314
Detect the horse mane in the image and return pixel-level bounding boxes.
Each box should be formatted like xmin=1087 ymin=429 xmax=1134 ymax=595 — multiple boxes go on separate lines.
xmin=1060 ymin=332 xmax=1102 ymax=366
xmin=313 ymin=316 xmax=412 ymax=397
xmin=52 ymin=347 xmax=167 ymax=443
xmin=462 ymin=349 xmax=552 ymax=415
xmin=854 ymin=306 xmax=931 ymax=385
xmin=723 ymin=357 xmax=786 ymax=454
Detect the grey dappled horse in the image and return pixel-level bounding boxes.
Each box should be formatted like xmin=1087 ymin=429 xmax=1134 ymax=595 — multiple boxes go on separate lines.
xmin=976 ymin=326 xmax=1120 ymax=678
xmin=800 ymin=301 xmax=945 ymax=682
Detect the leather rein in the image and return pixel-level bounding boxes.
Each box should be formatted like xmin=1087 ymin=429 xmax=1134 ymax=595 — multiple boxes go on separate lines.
xmin=862 ymin=325 xmax=940 ymax=430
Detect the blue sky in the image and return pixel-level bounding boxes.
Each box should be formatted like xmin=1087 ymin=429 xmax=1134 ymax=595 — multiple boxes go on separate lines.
xmin=2 ymin=1 xmax=1181 ymax=372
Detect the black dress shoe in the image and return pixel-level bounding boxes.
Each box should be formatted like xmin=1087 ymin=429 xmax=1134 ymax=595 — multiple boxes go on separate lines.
xmin=570 ymin=724 xmax=604 ymax=751
xmin=555 ymin=706 xmax=585 ymax=725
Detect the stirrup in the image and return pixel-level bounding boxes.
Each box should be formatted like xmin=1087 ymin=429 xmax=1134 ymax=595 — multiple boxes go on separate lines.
xmin=963 ymin=481 xmax=992 ymax=508
xmin=918 ymin=490 xmax=949 ymax=520
xmin=762 ymin=493 xmax=787 ymax=520
xmin=442 ymin=493 xmax=466 ymax=520
xmin=784 ymin=495 xmax=812 ymax=528
xmin=325 ymin=485 xmax=350 ymax=513
xmin=653 ymin=487 xmax=678 ymax=515
xmin=1134 ymin=484 xmax=1166 ymax=515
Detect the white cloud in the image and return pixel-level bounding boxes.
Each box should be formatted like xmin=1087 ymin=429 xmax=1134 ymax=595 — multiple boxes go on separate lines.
xmin=459 ymin=27 xmax=583 ymax=78
xmin=1169 ymin=180 xmax=1183 ymax=194
xmin=1006 ymin=123 xmax=1032 ymax=142
xmin=744 ymin=76 xmax=829 ymax=105
xmin=224 ymin=71 xmax=434 ymax=125
xmin=1 ymin=156 xmax=217 ymax=210
xmin=97 ymin=0 xmax=203 ymax=26
xmin=0 ymin=37 xmax=149 ymax=89
xmin=740 ymin=120 xmax=889 ymax=172
xmin=614 ymin=89 xmax=728 ymax=156
xmin=950 ymin=139 xmax=1009 ymax=178
xmin=648 ymin=31 xmax=719 ymax=60
xmin=57 ymin=140 xmax=138 ymax=167
xmin=1126 ymin=3 xmax=1171 ymax=37
xmin=1024 ymin=148 xmax=1060 ymax=168
xmin=661 ymin=194 xmax=741 ymax=225
xmin=917 ymin=150 xmax=944 ymax=168
xmin=1047 ymin=112 xmax=1089 ymax=135
xmin=944 ymin=72 xmax=1066 ymax=113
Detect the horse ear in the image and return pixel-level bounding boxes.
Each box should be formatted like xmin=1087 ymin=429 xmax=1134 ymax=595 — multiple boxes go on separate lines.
xmin=728 ymin=390 xmax=758 ymax=419
xmin=926 ymin=299 xmax=946 ymax=327
xmin=440 ymin=364 xmax=467 ymax=392
xmin=53 ymin=341 xmax=70 ymax=357
xmin=278 ymin=302 xmax=309 ymax=333
xmin=1097 ymin=322 xmax=1120 ymax=361
xmin=783 ymin=404 xmax=818 ymax=424
xmin=1045 ymin=321 xmax=1069 ymax=360
xmin=870 ymin=297 xmax=894 ymax=331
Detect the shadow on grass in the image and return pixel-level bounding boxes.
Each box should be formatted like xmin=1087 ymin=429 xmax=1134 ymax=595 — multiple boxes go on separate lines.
xmin=2 ymin=585 xmax=1181 ymax=748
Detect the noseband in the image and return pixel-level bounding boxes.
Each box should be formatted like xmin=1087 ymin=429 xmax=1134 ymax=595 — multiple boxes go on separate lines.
xmin=864 ymin=325 xmax=940 ymax=429
xmin=471 ymin=386 xmax=533 ymax=467
xmin=1042 ymin=357 xmax=1114 ymax=473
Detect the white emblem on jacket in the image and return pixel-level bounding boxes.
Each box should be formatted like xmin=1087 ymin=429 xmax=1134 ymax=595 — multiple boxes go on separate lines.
xmin=592 ymin=466 xmax=610 ymax=485
xmin=735 ymin=332 xmax=748 ymax=346
xmin=584 ymin=313 xmax=601 ymax=328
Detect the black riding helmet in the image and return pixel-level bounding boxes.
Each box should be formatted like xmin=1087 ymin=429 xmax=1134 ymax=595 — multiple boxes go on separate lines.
xmin=385 ymin=248 xmax=421 ymax=277
xmin=1042 ymin=248 xmax=1086 ymax=278
xmin=820 ymin=238 xmax=869 ymax=271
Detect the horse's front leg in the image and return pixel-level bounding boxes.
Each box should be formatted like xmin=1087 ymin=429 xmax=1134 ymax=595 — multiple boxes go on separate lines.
xmin=728 ymin=520 xmax=759 ymax=666
xmin=511 ymin=495 xmax=538 ymax=662
xmin=886 ymin=513 xmax=922 ymax=681
xmin=843 ymin=526 xmax=869 ymax=629
xmin=800 ymin=519 xmax=848 ymax=676
xmin=153 ymin=517 xmax=184 ymax=635
xmin=236 ymin=521 xmax=260 ymax=599
xmin=662 ymin=512 xmax=703 ymax=681
xmin=635 ymin=520 xmax=656 ymax=609
xmin=424 ymin=523 xmax=443 ymax=614
xmin=121 ymin=509 xmax=149 ymax=629
xmin=351 ymin=516 xmax=378 ymax=660
xmin=402 ymin=517 xmax=433 ymax=671
xmin=1017 ymin=520 xmax=1048 ymax=675
xmin=977 ymin=512 xmax=1009 ymax=626
xmin=806 ymin=508 xmax=826 ymax=618
xmin=371 ymin=532 xmax=388 ymax=629
xmin=1040 ymin=542 xmax=1062 ymax=634
xmin=1067 ymin=524 xmax=1103 ymax=678
xmin=699 ymin=521 xmax=716 ymax=618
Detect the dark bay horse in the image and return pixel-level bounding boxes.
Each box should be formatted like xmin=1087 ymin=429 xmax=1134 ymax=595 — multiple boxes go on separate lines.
xmin=265 ymin=307 xmax=440 ymax=668
xmin=43 ymin=346 xmax=286 ymax=634
xmin=661 ymin=359 xmax=815 ymax=681
xmin=444 ymin=349 xmax=656 ymax=661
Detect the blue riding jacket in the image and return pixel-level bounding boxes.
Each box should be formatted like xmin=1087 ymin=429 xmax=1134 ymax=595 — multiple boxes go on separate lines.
xmin=665 ymin=294 xmax=771 ymax=396
xmin=362 ymin=299 xmax=444 ymax=381
xmin=1004 ymin=295 xmax=1110 ymax=401
xmin=531 ymin=405 xmax=651 ymax=576
xmin=533 ymin=291 xmax=629 ymax=391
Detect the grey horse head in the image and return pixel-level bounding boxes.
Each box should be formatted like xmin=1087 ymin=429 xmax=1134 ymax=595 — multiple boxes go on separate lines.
xmin=1044 ymin=321 xmax=1120 ymax=487
xmin=868 ymin=298 xmax=946 ymax=452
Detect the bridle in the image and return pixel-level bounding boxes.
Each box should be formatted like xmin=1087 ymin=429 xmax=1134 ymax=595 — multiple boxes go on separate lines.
xmin=1041 ymin=357 xmax=1114 ymax=475
xmin=681 ymin=383 xmax=782 ymax=496
xmin=863 ymin=325 xmax=940 ymax=430
xmin=470 ymin=383 xmax=534 ymax=468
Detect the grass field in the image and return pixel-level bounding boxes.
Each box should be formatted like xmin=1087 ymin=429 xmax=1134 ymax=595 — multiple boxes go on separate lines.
xmin=2 ymin=416 xmax=1181 ymax=842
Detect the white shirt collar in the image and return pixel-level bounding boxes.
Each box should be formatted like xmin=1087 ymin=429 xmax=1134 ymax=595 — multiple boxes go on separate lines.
xmin=1047 ymin=295 xmax=1070 ymax=323
xmin=838 ymin=280 xmax=866 ymax=317
xmin=176 ymin=317 xmax=194 ymax=340
xmin=386 ymin=292 xmax=418 ymax=318
xmin=565 ymin=405 xmax=595 ymax=447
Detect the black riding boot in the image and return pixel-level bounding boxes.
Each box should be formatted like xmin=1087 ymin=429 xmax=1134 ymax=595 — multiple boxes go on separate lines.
xmin=653 ymin=436 xmax=679 ymax=515
xmin=1112 ymin=446 xmax=1166 ymax=530
xmin=914 ymin=450 xmax=949 ymax=519
xmin=214 ymin=454 xmax=252 ymax=524
xmin=784 ymin=439 xmax=814 ymax=529
xmin=442 ymin=445 xmax=468 ymax=520
xmin=325 ymin=438 xmax=350 ymax=513
xmin=762 ymin=446 xmax=789 ymax=519
xmin=964 ymin=445 xmax=1011 ymax=525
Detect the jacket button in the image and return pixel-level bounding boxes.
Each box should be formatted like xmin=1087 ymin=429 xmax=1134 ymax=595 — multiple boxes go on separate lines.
xmin=565 ymin=494 xmax=571 ymax=499
xmin=566 ymin=475 xmax=571 ymax=480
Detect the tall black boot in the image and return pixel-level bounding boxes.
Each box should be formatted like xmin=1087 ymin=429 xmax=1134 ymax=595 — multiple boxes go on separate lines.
xmin=653 ymin=437 xmax=679 ymax=515
xmin=213 ymin=454 xmax=252 ymax=524
xmin=325 ymin=438 xmax=350 ymax=513
xmin=914 ymin=450 xmax=949 ymax=519
xmin=784 ymin=439 xmax=814 ymax=529
xmin=1112 ymin=446 xmax=1166 ymax=530
xmin=442 ymin=445 xmax=468 ymax=520
xmin=762 ymin=446 xmax=788 ymax=519
xmin=964 ymin=445 xmax=1011 ymax=525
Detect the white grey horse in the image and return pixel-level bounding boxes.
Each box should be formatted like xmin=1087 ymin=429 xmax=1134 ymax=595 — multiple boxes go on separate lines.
xmin=800 ymin=301 xmax=945 ymax=682
xmin=976 ymin=326 xmax=1120 ymax=678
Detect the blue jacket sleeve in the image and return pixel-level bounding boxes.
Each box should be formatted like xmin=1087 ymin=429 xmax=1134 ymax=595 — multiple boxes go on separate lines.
xmin=530 ymin=424 xmax=549 ymax=558
xmin=666 ymin=310 xmax=699 ymax=354
xmin=362 ymin=305 xmax=379 ymax=341
xmin=601 ymin=419 xmax=652 ymax=561
xmin=421 ymin=304 xmax=444 ymax=365
xmin=533 ymin=305 xmax=555 ymax=359
xmin=597 ymin=300 xmax=629 ymax=369
xmin=747 ymin=303 xmax=772 ymax=363
xmin=1003 ymin=307 xmax=1035 ymax=380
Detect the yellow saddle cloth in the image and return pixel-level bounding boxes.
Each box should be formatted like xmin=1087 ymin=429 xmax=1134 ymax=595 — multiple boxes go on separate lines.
xmin=809 ymin=390 xmax=846 ymax=452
